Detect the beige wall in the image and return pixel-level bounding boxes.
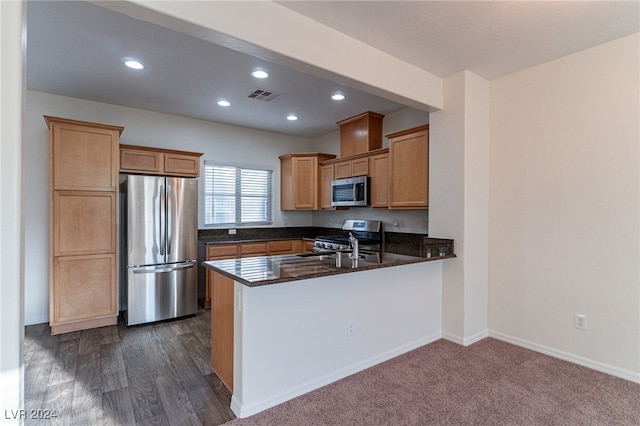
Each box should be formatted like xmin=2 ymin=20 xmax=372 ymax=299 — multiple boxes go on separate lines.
xmin=489 ymin=33 xmax=640 ymax=379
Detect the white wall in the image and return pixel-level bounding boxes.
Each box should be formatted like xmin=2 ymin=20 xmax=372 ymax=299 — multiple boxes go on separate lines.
xmin=489 ymin=33 xmax=640 ymax=380
xmin=233 ymin=261 xmax=442 ymax=417
xmin=0 ymin=0 xmax=25 ymax=417
xmin=24 ymin=90 xmax=317 ymax=325
xmin=429 ymin=71 xmax=491 ymax=345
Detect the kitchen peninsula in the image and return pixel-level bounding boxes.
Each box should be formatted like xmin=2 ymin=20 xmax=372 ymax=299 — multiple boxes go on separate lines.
xmin=202 ymin=239 xmax=454 ymax=418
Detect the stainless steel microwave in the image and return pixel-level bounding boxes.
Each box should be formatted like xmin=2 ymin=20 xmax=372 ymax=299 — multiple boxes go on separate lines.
xmin=331 ymin=176 xmax=369 ymax=207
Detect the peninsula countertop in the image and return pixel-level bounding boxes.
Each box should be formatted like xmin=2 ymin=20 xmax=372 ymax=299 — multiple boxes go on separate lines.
xmin=202 ymin=251 xmax=455 ymax=287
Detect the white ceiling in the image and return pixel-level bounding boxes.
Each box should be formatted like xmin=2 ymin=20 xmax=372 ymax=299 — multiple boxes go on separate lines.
xmin=26 ymin=1 xmax=639 ymax=139
xmin=278 ymin=1 xmax=640 ymax=80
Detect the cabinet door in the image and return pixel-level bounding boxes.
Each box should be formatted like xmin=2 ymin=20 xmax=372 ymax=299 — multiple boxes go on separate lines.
xmin=389 ymin=127 xmax=429 ymax=209
xmin=164 ymin=152 xmax=200 ymax=176
xmin=211 ymin=271 xmax=234 ymax=392
xmin=207 ymin=244 xmax=239 ymax=260
xmin=334 ymin=161 xmax=352 ymax=179
xmin=292 ymin=156 xmax=318 ymax=209
xmin=120 ymin=147 xmax=162 ymax=174
xmin=52 ymin=122 xmax=119 ymax=191
xmin=239 ymin=242 xmax=268 ymax=258
xmin=53 ymin=191 xmax=116 ymax=256
xmin=320 ymin=164 xmax=335 ymax=209
xmin=303 ymin=240 xmax=315 ymax=253
xmin=369 ymin=153 xmax=389 ymax=208
xmin=51 ymin=254 xmax=117 ymax=325
xmin=268 ymin=240 xmax=302 ymax=256
xmin=351 ymin=158 xmax=369 ymax=176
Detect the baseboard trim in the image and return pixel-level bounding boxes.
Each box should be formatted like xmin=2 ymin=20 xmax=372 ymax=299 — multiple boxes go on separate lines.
xmin=233 ymin=331 xmax=443 ymax=418
xmin=442 ymin=329 xmax=489 ymax=346
xmin=489 ymin=330 xmax=640 ymax=384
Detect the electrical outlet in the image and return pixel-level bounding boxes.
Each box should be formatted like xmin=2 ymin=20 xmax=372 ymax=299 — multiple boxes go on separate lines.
xmin=574 ymin=313 xmax=587 ymax=330
xmin=347 ymin=320 xmax=356 ymax=337
xmin=228 ymin=229 xmax=236 ymax=235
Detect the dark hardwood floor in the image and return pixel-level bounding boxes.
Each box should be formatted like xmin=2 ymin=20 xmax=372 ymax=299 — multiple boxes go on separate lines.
xmin=24 ymin=309 xmax=235 ymax=425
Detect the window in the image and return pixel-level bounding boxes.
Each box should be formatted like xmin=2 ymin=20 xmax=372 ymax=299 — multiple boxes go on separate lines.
xmin=203 ymin=161 xmax=273 ymax=226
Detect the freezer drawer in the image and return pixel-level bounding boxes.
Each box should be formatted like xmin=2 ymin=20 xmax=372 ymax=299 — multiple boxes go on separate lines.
xmin=125 ymin=261 xmax=197 ymax=325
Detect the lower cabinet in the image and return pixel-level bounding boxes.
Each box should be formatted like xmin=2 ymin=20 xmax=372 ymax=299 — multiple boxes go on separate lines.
xmin=211 ymin=271 xmax=234 ymax=392
xmin=204 ymin=240 xmax=306 ymax=308
xmin=51 ymin=254 xmax=117 ymax=334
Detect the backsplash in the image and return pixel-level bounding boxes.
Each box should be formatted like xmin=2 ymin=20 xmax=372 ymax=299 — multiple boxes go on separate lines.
xmin=309 ymin=208 xmax=429 ymax=235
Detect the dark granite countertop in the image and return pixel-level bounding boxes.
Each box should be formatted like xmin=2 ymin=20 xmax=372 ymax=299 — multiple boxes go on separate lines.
xmin=202 ymin=251 xmax=455 ymax=287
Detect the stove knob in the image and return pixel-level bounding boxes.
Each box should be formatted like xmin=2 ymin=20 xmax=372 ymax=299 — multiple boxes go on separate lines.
xmin=316 ymin=242 xmax=325 ymax=248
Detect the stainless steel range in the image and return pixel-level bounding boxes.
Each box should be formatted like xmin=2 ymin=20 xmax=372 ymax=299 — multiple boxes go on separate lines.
xmin=314 ymin=219 xmax=383 ymax=263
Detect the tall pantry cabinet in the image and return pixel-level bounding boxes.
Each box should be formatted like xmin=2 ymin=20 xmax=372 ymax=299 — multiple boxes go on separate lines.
xmin=46 ymin=116 xmax=123 ymax=335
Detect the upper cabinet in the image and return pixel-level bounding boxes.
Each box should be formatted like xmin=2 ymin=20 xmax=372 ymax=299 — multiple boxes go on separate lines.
xmin=280 ymin=153 xmax=336 ymax=210
xmin=120 ymin=144 xmax=203 ymax=177
xmin=387 ymin=125 xmax=429 ymax=209
xmin=336 ymin=111 xmax=384 ymax=157
xmin=47 ymin=116 xmax=121 ymax=192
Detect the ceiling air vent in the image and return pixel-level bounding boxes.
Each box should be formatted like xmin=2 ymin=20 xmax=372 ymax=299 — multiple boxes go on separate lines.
xmin=248 ymin=89 xmax=282 ymax=102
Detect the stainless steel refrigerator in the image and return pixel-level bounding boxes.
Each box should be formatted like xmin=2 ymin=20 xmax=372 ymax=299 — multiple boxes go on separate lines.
xmin=122 ymin=175 xmax=198 ymax=325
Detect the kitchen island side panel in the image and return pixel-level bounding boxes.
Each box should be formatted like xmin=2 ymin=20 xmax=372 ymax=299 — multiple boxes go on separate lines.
xmin=231 ymin=261 xmax=442 ymax=418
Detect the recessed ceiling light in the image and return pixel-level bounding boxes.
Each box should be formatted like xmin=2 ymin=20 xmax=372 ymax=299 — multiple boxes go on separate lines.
xmin=217 ymin=100 xmax=231 ymax=107
xmin=286 ymin=115 xmax=298 ymax=121
xmin=331 ymin=93 xmax=346 ymax=101
xmin=251 ymin=70 xmax=269 ymax=79
xmin=124 ymin=59 xmax=144 ymax=70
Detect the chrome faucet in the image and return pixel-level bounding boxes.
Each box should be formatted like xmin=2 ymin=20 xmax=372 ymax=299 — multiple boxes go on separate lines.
xmin=348 ymin=232 xmax=359 ymax=268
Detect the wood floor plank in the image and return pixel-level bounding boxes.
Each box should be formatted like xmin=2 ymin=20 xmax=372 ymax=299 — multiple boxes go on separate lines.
xmin=71 ymin=351 xmax=103 ymax=425
xmin=78 ymin=327 xmax=101 ymax=356
xmin=155 ymin=375 xmax=201 ymax=426
xmin=136 ymin=414 xmax=170 ymax=426
xmin=101 ymin=342 xmax=128 ymax=393
xmin=100 ymin=325 xmax=121 ymax=345
xmin=164 ymin=335 xmax=209 ymax=391
xmin=184 ymin=312 xmax=212 ymax=350
xmin=121 ymin=336 xmax=165 ymax=422
xmin=188 ymin=385 xmax=235 ymax=425
xmin=30 ymin=380 xmax=75 ymax=426
xmin=103 ymin=386 xmax=136 ymax=426
xmin=176 ymin=332 xmax=214 ymax=377
xmin=47 ymin=339 xmax=79 ymax=386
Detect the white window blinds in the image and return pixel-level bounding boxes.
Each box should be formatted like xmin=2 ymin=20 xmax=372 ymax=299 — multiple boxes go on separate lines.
xmin=203 ymin=161 xmax=273 ymax=226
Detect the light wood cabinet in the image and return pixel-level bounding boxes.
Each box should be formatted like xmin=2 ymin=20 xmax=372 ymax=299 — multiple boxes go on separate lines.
xmin=204 ymin=239 xmax=306 ymax=308
xmin=303 ymin=240 xmax=315 ymax=253
xmin=211 ymin=271 xmax=234 ymax=392
xmin=267 ymin=240 xmax=303 ymax=256
xmin=280 ymin=153 xmax=335 ymax=210
xmin=333 ymin=157 xmax=369 ymax=179
xmin=337 ymin=111 xmax=384 ymax=157
xmin=369 ymin=152 xmax=389 ymax=208
xmin=45 ymin=115 xmax=123 ymax=335
xmin=320 ymin=164 xmax=335 ymax=209
xmin=239 ymin=242 xmax=268 ymax=258
xmin=204 ymin=244 xmax=237 ymax=309
xmin=120 ymin=144 xmax=203 ymax=177
xmin=387 ymin=124 xmax=429 ymax=209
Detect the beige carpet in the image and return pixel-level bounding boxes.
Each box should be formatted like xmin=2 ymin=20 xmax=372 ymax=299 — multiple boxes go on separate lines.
xmin=226 ymin=338 xmax=640 ymax=425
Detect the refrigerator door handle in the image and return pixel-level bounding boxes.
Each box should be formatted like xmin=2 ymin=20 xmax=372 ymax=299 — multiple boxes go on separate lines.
xmin=130 ymin=261 xmax=197 ymax=274
xmin=159 ymin=179 xmax=166 ymax=256
xmin=166 ymin=178 xmax=173 ymax=255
